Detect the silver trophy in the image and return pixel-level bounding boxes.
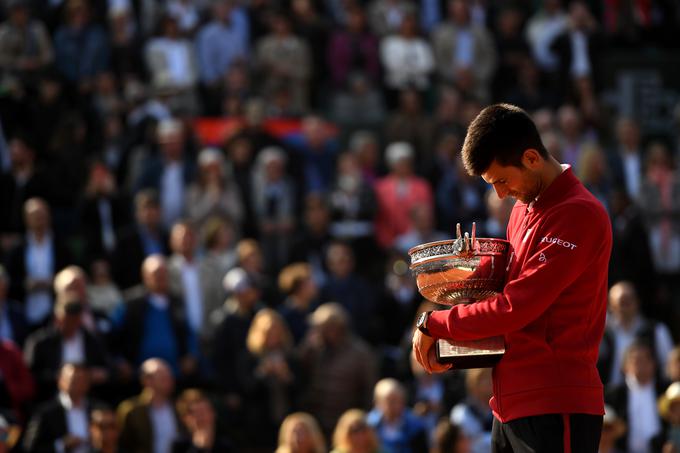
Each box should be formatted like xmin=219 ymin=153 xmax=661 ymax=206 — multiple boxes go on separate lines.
xmin=408 ymin=223 xmax=510 ymax=368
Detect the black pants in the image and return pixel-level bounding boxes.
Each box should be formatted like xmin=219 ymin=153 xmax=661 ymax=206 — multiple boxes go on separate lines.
xmin=491 ymin=413 xmax=603 ymax=453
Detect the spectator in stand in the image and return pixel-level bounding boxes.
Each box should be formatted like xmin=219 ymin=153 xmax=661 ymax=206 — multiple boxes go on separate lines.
xmin=236 ymin=238 xmax=277 ymax=306
xmin=0 ymin=339 xmax=35 ymax=422
xmin=275 ymin=412 xmax=327 ymax=453
xmin=327 ymin=6 xmax=380 ymax=90
xmin=384 ymin=88 xmax=434 ymax=166
xmin=367 ymin=0 xmax=413 ymax=37
xmin=598 ymin=281 xmax=674 ymax=387
xmin=117 ymin=358 xmax=180 ymax=453
xmin=607 ymin=116 xmax=645 ymax=200
xmin=367 ymin=378 xmax=428 ymax=453
xmin=556 ymin=104 xmax=594 ymax=168
xmin=134 ymin=119 xmax=196 ymax=231
xmin=144 ymin=15 xmax=199 ymax=115
xmin=89 ymin=406 xmax=122 ymax=453
xmin=431 ymin=0 xmax=497 ymax=102
xmin=449 ymin=369 xmax=493 ymax=453
xmin=576 ymin=142 xmax=612 ymax=211
xmin=209 ymin=267 xmax=261 ymax=405
xmin=251 ymin=147 xmax=296 ymax=275
xmin=284 ymin=115 xmax=340 ymax=194
xmin=321 ymin=242 xmax=379 ymax=343
xmin=638 ymin=142 xmax=680 ymax=321
xmin=607 ymin=188 xmax=656 ymax=311
xmin=666 ymin=347 xmax=680 ymax=383
xmin=330 ymin=409 xmax=382 ymax=453
xmin=0 ymin=135 xmax=51 ymax=247
xmin=198 ymin=217 xmax=236 ymax=322
xmin=24 ymin=293 xmax=111 ymax=402
xmin=277 ymin=263 xmax=318 ymax=344
xmin=255 ymin=12 xmax=311 ymax=112
xmin=112 ymin=189 xmax=169 ymax=292
xmin=490 ymin=6 xmax=530 ymax=101
xmin=524 ymin=0 xmax=567 ymax=79
xmin=328 ymin=151 xmax=379 ymax=273
xmin=598 ymin=405 xmax=627 ymax=453
xmin=605 ymin=340 xmax=667 ymax=453
xmin=298 ymin=303 xmax=377 ymax=437
xmin=53 ymin=265 xmax=113 ymax=336
xmin=80 ymin=161 xmax=131 ymax=262
xmin=289 ymin=194 xmax=333 ymax=286
xmin=110 ymin=255 xmax=196 ymax=378
xmin=23 ymin=363 xmax=95 ymax=453
xmin=549 ymin=1 xmax=604 ymax=104
xmin=173 ymin=389 xmax=233 ymax=453
xmin=0 ymin=265 xmax=28 ymax=346
xmin=236 ymin=309 xmax=302 ymax=450
xmin=380 ymin=10 xmax=434 ymax=107
xmin=195 ymin=0 xmax=249 ymax=114
xmin=374 ymin=142 xmax=433 ymax=250
xmin=53 ymin=0 xmax=109 ymax=94
xmin=185 ymin=147 xmax=244 ymax=234
xmin=0 ymin=0 xmax=53 ymax=90
xmin=348 ymin=131 xmax=381 ymax=186
xmin=108 ymin=6 xmax=144 ymax=81
xmin=167 ymin=220 xmax=209 ymax=342
xmin=166 ymin=0 xmax=202 ymax=36
xmin=5 ymin=198 xmax=71 ymax=327
xmin=86 ymin=259 xmax=123 ymax=319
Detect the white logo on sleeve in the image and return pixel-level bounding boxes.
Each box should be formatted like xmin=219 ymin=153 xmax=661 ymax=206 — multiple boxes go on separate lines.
xmin=539 ymin=252 xmax=546 ymax=262
xmin=541 ymin=236 xmax=578 ymax=250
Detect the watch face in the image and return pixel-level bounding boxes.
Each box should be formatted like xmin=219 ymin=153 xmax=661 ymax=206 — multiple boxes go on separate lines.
xmin=417 ymin=312 xmax=427 ymax=328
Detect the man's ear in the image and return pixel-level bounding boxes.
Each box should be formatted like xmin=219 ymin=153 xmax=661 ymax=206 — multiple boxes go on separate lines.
xmin=521 ymin=149 xmax=542 ymax=169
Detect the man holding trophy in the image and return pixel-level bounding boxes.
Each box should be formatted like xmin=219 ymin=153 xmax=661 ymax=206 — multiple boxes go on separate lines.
xmin=411 ymin=104 xmax=612 ymax=452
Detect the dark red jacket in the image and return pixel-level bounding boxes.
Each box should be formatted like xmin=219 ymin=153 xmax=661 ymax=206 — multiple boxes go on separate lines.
xmin=428 ymin=167 xmax=612 ymax=422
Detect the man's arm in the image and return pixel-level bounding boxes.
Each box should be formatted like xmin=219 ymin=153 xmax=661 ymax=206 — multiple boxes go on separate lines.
xmin=427 ymin=202 xmax=611 ymax=340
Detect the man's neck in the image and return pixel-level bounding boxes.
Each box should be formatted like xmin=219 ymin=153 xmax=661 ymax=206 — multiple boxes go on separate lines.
xmin=537 ymin=157 xmax=565 ymax=199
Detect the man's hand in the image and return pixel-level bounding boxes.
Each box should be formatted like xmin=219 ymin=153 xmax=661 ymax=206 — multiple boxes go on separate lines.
xmin=412 ymin=329 xmax=452 ymax=374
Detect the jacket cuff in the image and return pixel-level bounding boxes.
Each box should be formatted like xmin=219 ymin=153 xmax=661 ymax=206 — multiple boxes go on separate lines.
xmin=427 ymin=309 xmax=451 ymax=339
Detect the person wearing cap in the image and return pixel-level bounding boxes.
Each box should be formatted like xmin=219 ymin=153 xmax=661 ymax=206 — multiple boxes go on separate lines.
xmin=23 ymin=292 xmax=111 ymax=403
xmin=598 ymin=405 xmax=626 ymax=453
xmin=298 ymin=302 xmax=377 ymax=438
xmin=374 ymin=141 xmax=433 ymax=250
xmin=659 ymin=382 xmax=680 ymax=451
xmin=185 ymin=147 xmax=244 ymax=233
xmin=209 ymin=267 xmax=262 ymax=400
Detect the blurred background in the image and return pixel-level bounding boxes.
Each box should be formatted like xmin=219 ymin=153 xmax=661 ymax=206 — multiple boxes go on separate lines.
xmin=0 ymin=0 xmax=679 ymax=452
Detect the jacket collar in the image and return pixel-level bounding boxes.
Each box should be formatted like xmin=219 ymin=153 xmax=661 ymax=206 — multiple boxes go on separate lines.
xmin=528 ymin=164 xmax=579 ymax=213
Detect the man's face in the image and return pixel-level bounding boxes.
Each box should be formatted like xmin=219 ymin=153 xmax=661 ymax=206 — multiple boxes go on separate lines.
xmin=482 ymin=159 xmax=541 ymax=204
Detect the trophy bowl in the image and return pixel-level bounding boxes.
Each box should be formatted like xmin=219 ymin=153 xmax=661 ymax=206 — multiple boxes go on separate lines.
xmin=408 ymin=234 xmax=511 ymax=368
xmin=408 ymin=237 xmax=510 ymax=305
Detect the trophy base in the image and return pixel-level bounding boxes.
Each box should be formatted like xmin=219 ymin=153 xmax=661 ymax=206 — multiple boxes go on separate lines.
xmin=436 ymin=336 xmax=505 ymax=369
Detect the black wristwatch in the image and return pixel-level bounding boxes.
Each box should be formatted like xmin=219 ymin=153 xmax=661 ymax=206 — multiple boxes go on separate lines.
xmin=416 ymin=311 xmax=432 ymax=337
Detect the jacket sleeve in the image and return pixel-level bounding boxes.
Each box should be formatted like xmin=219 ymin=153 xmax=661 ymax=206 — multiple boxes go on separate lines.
xmin=427 ymin=202 xmax=611 ymax=340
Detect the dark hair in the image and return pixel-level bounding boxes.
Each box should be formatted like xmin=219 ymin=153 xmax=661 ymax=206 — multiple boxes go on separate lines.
xmin=462 ymin=103 xmax=548 ymax=175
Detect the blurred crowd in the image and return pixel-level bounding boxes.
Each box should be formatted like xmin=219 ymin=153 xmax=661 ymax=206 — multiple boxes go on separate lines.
xmin=1 ymin=0 xmax=680 ymax=451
